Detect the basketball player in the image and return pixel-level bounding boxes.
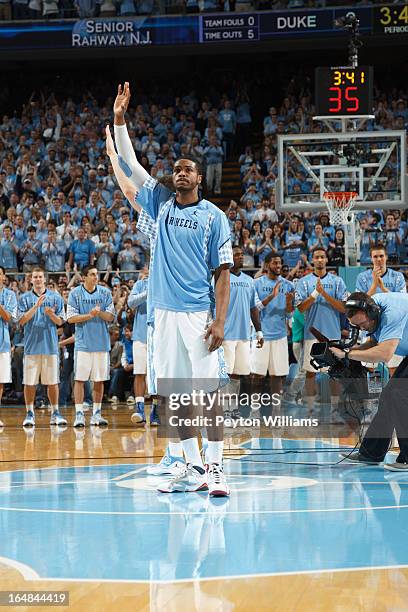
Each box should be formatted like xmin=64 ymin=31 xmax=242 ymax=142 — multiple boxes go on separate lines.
xmin=128 ymin=264 xmax=160 ymax=426
xmin=251 ymin=253 xmax=294 ymax=397
xmin=223 ymin=246 xmax=263 ymax=419
xmin=67 ymin=266 xmax=115 ymax=427
xmin=295 ymin=247 xmax=347 ymax=419
xmin=356 ymin=243 xmax=406 ymax=374
xmin=332 ymin=292 xmax=408 ymax=471
xmin=18 ymin=267 xmax=66 ymax=427
xmin=106 ymin=82 xmax=233 ymax=496
xmin=0 ymin=266 xmax=17 ymax=426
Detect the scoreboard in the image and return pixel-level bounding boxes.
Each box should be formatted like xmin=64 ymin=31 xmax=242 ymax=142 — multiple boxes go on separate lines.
xmin=200 ymin=15 xmax=260 ymax=43
xmin=315 ymin=66 xmax=374 ymax=116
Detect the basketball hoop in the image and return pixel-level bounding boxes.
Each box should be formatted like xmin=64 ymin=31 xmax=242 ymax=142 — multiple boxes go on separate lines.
xmin=323 ymin=191 xmax=358 ymax=226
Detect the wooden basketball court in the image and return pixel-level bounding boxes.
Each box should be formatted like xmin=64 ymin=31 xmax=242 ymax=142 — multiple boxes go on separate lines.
xmin=0 ymin=404 xmax=406 ymax=611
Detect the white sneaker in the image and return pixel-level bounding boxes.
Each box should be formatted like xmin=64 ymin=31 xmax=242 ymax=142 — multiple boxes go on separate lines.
xmin=108 ymin=396 xmax=118 ymax=404
xmin=82 ymin=401 xmax=91 ymax=411
xmin=90 ymin=410 xmax=108 ymax=426
xmin=127 ymin=396 xmax=135 ymax=405
xmin=147 ymin=452 xmax=186 ymax=476
xmin=157 ymin=464 xmax=208 ymax=493
xmin=207 ymin=463 xmax=230 ymax=497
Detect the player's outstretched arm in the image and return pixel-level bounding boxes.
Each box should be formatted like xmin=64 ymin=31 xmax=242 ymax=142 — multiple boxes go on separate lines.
xmin=113 ymin=82 xmax=150 ymax=190
xmin=106 ymin=125 xmax=141 ymax=213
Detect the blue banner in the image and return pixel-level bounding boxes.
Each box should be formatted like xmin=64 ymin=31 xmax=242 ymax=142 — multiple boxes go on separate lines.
xmin=0 ymin=5 xmax=406 ymax=52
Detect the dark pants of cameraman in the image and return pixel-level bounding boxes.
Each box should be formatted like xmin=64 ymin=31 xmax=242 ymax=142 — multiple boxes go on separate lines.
xmin=360 ymin=356 xmax=408 ymax=463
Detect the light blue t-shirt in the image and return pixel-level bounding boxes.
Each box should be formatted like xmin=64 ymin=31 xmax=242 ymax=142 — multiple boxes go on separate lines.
xmin=128 ymin=278 xmax=148 ymax=344
xmin=18 ymin=289 xmax=65 ymax=356
xmin=356 ymin=268 xmax=406 ymax=294
xmin=295 ymin=272 xmax=347 ymax=340
xmin=0 ymin=288 xmax=17 ymax=353
xmin=67 ymin=284 xmax=115 ymax=352
xmin=372 ymin=293 xmax=408 ymax=356
xmin=255 ymin=275 xmax=295 ymax=341
xmin=224 ymin=271 xmax=256 ymax=341
xmin=136 ymin=178 xmax=233 ymax=322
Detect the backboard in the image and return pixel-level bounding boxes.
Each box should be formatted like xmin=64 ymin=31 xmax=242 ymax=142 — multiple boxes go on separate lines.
xmin=276 ymin=130 xmax=406 ymax=213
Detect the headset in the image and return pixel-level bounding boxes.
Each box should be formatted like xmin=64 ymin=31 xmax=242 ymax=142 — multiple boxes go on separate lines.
xmin=345 ymin=293 xmax=382 ymax=332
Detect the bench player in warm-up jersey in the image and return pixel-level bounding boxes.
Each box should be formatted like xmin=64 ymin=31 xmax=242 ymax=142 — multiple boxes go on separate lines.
xmin=18 ymin=267 xmax=66 ymax=428
xmin=128 ymin=264 xmax=160 ymax=427
xmin=223 ymin=246 xmax=263 ymax=418
xmin=67 ymin=266 xmax=115 ymax=428
xmin=252 ymin=253 xmax=294 ymax=397
xmin=295 ymin=247 xmax=347 ymax=420
xmin=0 ymin=266 xmax=17 ymax=426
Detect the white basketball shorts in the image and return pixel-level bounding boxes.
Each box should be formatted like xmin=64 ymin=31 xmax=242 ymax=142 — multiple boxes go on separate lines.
xmin=133 ymin=341 xmax=147 ymax=375
xmin=23 ymin=354 xmax=59 ymax=386
xmin=74 ymin=351 xmax=110 ymax=382
xmin=147 ymin=308 xmax=227 ymax=396
xmin=0 ymin=352 xmax=11 ymax=384
xmin=223 ymin=340 xmax=251 ymax=376
xmin=251 ymin=337 xmax=289 ymax=377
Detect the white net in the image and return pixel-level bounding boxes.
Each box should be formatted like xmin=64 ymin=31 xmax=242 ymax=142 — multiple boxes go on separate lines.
xmin=323 ymin=191 xmax=358 ymax=226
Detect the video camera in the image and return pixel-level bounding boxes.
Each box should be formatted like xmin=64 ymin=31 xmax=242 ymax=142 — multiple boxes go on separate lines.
xmin=309 ymin=327 xmax=371 ymax=400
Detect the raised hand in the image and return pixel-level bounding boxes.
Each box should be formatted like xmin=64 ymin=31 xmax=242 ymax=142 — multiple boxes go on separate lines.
xmin=105 ymin=125 xmax=116 ymax=158
xmin=113 ymin=82 xmax=131 ymax=118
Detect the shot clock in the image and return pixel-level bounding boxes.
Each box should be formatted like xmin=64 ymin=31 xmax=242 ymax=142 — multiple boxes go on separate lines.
xmin=315 ymin=66 xmax=374 ymax=116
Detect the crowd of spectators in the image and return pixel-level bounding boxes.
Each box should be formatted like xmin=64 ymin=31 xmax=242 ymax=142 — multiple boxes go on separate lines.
xmin=0 ymin=69 xmax=407 ymax=405
xmin=0 ymin=0 xmax=397 ymax=21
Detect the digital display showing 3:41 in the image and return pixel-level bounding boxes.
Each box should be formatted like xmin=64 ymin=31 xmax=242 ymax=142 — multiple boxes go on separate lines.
xmin=315 ymin=66 xmax=374 ymax=116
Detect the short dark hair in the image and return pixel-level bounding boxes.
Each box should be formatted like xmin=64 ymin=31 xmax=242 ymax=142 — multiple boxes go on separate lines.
xmin=27 ymin=226 xmax=36 ymax=232
xmin=264 ymin=253 xmax=281 ymax=265
xmin=174 ymin=155 xmax=203 ymax=176
xmin=311 ymin=246 xmax=327 ymax=257
xmin=0 ymin=266 xmax=6 ymax=275
xmin=370 ymin=243 xmax=386 ymax=254
xmin=82 ymin=265 xmax=97 ymax=277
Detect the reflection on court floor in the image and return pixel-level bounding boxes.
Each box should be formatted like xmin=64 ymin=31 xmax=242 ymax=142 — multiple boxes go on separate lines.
xmin=0 ymin=438 xmax=406 ymax=582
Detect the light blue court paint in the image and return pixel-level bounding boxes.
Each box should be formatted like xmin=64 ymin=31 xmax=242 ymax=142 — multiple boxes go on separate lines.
xmin=0 ymin=439 xmax=407 ymax=582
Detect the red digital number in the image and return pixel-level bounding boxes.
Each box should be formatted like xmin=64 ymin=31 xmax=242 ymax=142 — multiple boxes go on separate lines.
xmin=345 ymin=86 xmax=359 ymax=112
xmin=328 ymin=86 xmax=342 ymax=112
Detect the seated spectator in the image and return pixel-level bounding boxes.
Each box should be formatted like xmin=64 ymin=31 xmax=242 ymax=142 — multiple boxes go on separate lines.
xmin=95 ymin=229 xmax=115 ymax=272
xmin=42 ymin=228 xmax=67 ymax=273
xmin=307 ymin=222 xmax=329 ymax=258
xmin=282 ymin=217 xmax=305 ymax=268
xmin=203 ymin=135 xmax=223 ymax=195
xmin=117 ymin=238 xmax=140 ymax=280
xmin=241 ymin=228 xmax=255 ymax=267
xmin=68 ymin=227 xmax=96 ymax=271
xmin=0 ymin=226 xmax=18 ymax=271
xmin=328 ymin=229 xmax=345 ymax=268
xmin=20 ymin=226 xmax=42 ymax=271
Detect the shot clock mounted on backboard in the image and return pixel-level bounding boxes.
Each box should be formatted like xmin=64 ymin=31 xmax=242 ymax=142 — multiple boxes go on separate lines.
xmin=314 ymin=66 xmax=373 ymax=116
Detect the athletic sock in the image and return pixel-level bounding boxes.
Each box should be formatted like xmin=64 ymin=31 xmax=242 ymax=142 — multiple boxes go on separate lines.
xmin=51 ymin=405 xmax=59 ymax=414
xmin=181 ymin=437 xmax=204 ymax=469
xmin=136 ymin=396 xmax=144 ymax=404
xmin=206 ymin=440 xmax=224 ymax=465
xmin=75 ymin=403 xmax=83 ymax=414
xmin=93 ymin=402 xmax=102 ymax=415
xmin=168 ymin=441 xmax=183 ymax=457
xmin=26 ymin=403 xmax=34 ymax=413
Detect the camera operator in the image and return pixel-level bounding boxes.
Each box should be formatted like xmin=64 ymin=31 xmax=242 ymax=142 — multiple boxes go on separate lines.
xmin=356 ymin=244 xmax=406 ymax=375
xmin=330 ymin=291 xmax=408 ymax=471
xmin=295 ymin=247 xmax=347 ymax=420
